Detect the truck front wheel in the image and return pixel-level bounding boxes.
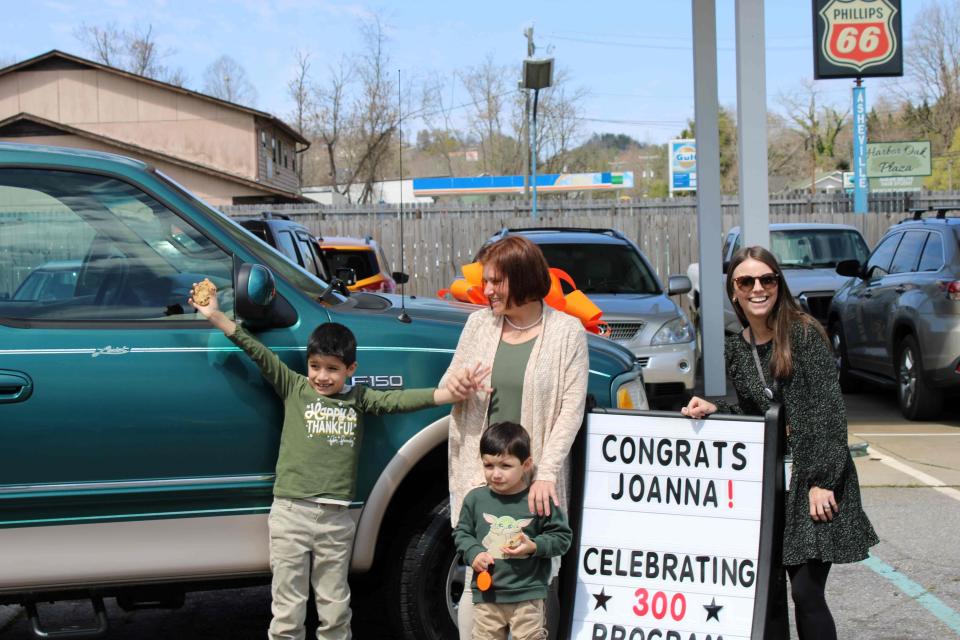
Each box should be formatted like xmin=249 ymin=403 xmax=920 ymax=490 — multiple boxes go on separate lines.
xmin=392 ymin=498 xmax=463 ymax=640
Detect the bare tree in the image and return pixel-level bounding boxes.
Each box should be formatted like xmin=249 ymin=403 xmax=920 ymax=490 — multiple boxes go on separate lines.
xmin=779 ymin=81 xmax=849 ymax=193
xmin=310 ymin=58 xmax=350 ymax=188
xmin=461 ymin=56 xmax=523 ymax=175
xmin=420 ymin=75 xmax=465 ymax=176
xmin=287 ymin=50 xmax=312 ymax=135
xmin=537 ymin=69 xmax=588 ymax=173
xmin=74 ymin=22 xmax=187 ymax=86
xmin=203 ymin=55 xmax=258 ymax=106
xmin=904 ymin=0 xmax=960 ymax=153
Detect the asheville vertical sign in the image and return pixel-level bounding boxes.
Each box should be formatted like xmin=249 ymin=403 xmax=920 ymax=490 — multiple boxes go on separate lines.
xmin=567 ymin=410 xmax=782 ymax=640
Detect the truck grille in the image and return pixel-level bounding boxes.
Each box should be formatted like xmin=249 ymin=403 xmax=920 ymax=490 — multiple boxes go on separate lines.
xmin=798 ymin=293 xmax=833 ymax=325
xmin=605 ymin=322 xmax=645 ymax=341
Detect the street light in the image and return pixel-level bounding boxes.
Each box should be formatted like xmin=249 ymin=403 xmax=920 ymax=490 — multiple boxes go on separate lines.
xmin=523 ymin=57 xmax=554 ymax=219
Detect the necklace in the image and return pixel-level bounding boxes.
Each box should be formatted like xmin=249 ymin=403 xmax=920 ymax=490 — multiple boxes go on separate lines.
xmin=503 ymin=307 xmax=544 ymax=331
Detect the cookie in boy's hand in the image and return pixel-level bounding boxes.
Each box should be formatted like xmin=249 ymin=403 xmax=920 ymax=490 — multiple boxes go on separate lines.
xmin=192 ymin=278 xmax=217 ymax=306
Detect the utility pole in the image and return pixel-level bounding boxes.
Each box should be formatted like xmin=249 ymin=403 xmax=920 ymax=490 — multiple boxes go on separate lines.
xmin=522 ymin=26 xmax=535 ymax=198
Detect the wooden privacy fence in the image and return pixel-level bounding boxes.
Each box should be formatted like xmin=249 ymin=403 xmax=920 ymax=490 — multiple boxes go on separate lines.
xmin=222 ymin=192 xmax=925 ymax=300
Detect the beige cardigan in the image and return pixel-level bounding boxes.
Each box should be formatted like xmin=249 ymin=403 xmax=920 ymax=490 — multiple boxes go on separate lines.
xmin=444 ymin=305 xmax=589 ymax=525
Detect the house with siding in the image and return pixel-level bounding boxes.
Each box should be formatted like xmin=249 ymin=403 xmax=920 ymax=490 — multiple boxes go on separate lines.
xmin=0 ymin=50 xmax=309 ymax=206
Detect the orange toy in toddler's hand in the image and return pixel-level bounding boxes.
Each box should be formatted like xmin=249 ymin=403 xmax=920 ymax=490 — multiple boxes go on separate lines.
xmin=476 ymin=570 xmax=492 ymax=592
xmin=191 ymin=279 xmax=217 ymax=306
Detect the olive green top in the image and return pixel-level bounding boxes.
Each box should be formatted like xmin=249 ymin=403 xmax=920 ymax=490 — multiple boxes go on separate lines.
xmin=715 ymin=320 xmax=878 ymax=566
xmin=487 ymin=337 xmax=536 ymax=427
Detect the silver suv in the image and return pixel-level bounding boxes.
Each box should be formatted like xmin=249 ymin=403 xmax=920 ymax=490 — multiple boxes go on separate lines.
xmin=485 ymin=228 xmax=695 ymax=407
xmin=829 ymin=210 xmax=960 ymax=420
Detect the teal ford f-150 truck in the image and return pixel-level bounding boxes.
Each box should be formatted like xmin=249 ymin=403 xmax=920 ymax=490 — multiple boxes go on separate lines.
xmin=0 ymin=143 xmax=647 ymax=639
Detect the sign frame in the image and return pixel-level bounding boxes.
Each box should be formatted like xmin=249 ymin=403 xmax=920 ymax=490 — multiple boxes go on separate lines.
xmin=669 ymin=139 xmax=697 ymax=194
xmin=813 ymin=0 xmax=903 ymax=79
xmin=560 ymin=407 xmax=786 ymax=640
xmin=866 ymin=140 xmax=933 ymax=178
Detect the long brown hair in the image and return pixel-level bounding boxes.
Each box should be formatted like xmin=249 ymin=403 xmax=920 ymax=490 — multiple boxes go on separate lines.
xmin=726 ymin=246 xmax=827 ymax=380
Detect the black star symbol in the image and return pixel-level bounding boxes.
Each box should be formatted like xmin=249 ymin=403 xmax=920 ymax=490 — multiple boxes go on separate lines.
xmin=704 ymin=597 xmax=723 ymax=622
xmin=592 ymin=588 xmax=612 ymax=611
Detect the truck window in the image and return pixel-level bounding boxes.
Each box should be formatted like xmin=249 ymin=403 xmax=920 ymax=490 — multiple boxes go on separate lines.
xmin=0 ymin=169 xmax=234 ymax=322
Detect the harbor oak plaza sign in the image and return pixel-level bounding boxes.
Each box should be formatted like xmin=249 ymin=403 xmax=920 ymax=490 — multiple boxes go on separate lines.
xmin=813 ymin=0 xmax=903 ymax=79
xmin=563 ymin=409 xmax=785 ymax=640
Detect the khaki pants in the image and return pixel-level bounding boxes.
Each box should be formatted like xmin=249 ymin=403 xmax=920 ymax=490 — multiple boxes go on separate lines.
xmin=267 ymin=497 xmax=355 ymax=640
xmin=472 ymin=600 xmax=547 ymax=640
xmin=459 ymin=567 xmax=559 ymax=640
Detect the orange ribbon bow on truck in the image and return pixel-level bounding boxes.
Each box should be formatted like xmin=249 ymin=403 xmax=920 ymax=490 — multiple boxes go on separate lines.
xmin=437 ymin=262 xmax=609 ymax=335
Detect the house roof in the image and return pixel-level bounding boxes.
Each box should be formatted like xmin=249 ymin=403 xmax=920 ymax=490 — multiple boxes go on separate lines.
xmin=0 ymin=50 xmax=309 ymax=146
xmin=0 ymin=112 xmax=308 ymax=202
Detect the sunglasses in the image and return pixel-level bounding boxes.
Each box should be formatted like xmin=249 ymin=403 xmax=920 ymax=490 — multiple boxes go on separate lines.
xmin=733 ymin=273 xmax=780 ymax=292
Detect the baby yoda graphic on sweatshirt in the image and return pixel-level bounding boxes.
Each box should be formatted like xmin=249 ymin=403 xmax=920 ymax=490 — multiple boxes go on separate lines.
xmin=453 ymin=486 xmax=573 ymax=604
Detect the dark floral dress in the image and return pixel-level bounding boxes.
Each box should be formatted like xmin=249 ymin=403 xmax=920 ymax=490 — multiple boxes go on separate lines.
xmin=715 ymin=320 xmax=879 ymax=566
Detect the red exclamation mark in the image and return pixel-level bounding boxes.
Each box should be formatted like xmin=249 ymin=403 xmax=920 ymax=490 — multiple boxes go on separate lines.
xmin=728 ymin=480 xmax=734 ymax=508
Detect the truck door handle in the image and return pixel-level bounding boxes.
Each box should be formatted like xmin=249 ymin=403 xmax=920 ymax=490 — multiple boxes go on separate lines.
xmin=895 ymin=286 xmax=906 ymax=294
xmin=0 ymin=370 xmax=33 ymax=403
xmin=863 ymin=290 xmax=873 ymax=299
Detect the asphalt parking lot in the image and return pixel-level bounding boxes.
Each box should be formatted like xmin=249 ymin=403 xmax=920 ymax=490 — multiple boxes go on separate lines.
xmin=1 ymin=387 xmax=958 ymax=639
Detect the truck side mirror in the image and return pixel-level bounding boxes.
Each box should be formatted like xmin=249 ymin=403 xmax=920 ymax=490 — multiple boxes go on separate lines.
xmin=835 ymin=259 xmax=863 ymax=279
xmin=392 ymin=271 xmax=409 ymax=285
xmin=236 ymin=263 xmax=277 ymax=321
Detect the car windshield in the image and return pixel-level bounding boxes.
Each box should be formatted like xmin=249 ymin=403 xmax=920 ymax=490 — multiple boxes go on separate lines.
xmin=770 ymin=229 xmax=870 ymax=269
xmin=536 ymin=243 xmax=660 ymax=294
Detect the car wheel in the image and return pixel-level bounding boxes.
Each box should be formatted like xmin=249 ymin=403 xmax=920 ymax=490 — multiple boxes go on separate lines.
xmin=896 ymin=335 xmax=943 ymax=421
xmin=829 ymin=320 xmax=860 ymax=393
xmin=391 ymin=498 xmax=462 ymax=640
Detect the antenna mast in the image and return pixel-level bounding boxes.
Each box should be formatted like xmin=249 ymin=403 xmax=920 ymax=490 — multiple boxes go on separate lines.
xmin=397 ymin=68 xmax=411 ymax=323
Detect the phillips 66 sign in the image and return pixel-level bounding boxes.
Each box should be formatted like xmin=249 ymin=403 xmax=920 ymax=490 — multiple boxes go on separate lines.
xmin=813 ymin=0 xmax=902 ymax=78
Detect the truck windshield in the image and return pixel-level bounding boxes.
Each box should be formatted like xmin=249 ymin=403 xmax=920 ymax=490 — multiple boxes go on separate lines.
xmin=537 ymin=243 xmax=660 ymax=294
xmin=770 ymin=229 xmax=870 ymax=269
xmin=151 ymin=169 xmax=345 ymax=304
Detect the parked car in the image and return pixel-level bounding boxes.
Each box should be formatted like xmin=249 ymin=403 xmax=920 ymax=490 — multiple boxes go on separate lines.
xmin=319 ymin=235 xmax=408 ymax=293
xmin=9 ymin=260 xmax=81 ymax=301
xmin=0 ymin=142 xmax=647 ymax=640
xmin=482 ymin=227 xmax=695 ymax=406
xmin=829 ymin=209 xmax=960 ymax=420
xmin=235 ymin=212 xmax=330 ymax=282
xmin=687 ymin=223 xmax=871 ymax=333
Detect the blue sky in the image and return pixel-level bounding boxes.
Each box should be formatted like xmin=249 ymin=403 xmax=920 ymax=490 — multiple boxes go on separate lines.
xmin=1 ymin=0 xmax=923 ymax=145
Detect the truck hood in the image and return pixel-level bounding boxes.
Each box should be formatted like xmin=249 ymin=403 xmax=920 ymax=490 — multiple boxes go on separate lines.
xmin=366 ymin=294 xmax=635 ymax=372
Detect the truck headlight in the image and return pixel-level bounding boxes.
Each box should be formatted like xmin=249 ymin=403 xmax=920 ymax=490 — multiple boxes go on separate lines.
xmin=612 ymin=372 xmax=648 ymax=410
xmin=651 ymin=316 xmax=694 ymax=345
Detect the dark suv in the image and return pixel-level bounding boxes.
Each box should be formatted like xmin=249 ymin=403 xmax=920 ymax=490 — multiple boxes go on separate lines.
xmin=829 ymin=209 xmax=960 ymax=420
xmin=236 ymin=212 xmax=329 ymax=281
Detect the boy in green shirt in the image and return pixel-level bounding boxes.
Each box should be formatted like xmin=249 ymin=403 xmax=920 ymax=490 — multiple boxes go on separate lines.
xmin=453 ymin=422 xmax=573 ymax=640
xmin=190 ymin=283 xmax=484 ymax=640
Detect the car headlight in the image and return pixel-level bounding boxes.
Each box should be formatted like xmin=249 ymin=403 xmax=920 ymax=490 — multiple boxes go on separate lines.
xmin=651 ymin=316 xmax=695 ymax=345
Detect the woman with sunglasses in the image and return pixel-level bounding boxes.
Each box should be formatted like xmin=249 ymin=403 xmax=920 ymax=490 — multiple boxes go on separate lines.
xmin=682 ymin=246 xmax=877 ymax=640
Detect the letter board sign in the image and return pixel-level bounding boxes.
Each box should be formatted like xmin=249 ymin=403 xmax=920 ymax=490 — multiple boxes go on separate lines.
xmin=564 ymin=409 xmax=783 ymax=640
xmin=813 ymin=0 xmax=902 ymax=79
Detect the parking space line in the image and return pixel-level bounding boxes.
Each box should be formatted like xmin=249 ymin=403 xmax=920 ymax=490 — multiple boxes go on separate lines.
xmin=853 ymin=433 xmax=960 ymax=437
xmin=861 ymin=555 xmax=960 ymax=636
xmin=866 ymin=447 xmax=960 ymax=502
